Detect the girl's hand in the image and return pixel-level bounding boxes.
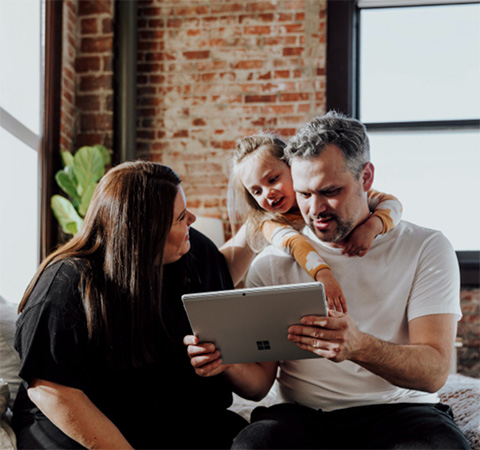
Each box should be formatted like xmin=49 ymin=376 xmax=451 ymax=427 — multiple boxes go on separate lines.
xmin=315 ymin=269 xmax=347 ymax=313
xmin=343 ymin=216 xmax=382 ymax=257
xmin=183 ymin=335 xmax=229 ymax=377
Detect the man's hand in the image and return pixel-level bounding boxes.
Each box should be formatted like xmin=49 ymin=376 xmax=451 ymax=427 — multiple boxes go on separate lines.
xmin=184 ymin=335 xmax=230 ymax=377
xmin=287 ymin=310 xmax=363 ymax=362
xmin=288 ymin=311 xmax=458 ymax=393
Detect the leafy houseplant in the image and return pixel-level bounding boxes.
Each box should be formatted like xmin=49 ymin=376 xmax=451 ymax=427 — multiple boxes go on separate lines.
xmin=51 ymin=145 xmax=111 ymax=236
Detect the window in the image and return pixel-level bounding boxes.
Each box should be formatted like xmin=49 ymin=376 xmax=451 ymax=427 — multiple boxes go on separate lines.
xmin=0 ymin=0 xmax=43 ymax=304
xmin=327 ymin=0 xmax=480 ymax=286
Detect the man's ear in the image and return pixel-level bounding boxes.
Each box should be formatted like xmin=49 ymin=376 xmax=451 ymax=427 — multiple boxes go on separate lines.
xmin=361 ymin=162 xmax=375 ymax=191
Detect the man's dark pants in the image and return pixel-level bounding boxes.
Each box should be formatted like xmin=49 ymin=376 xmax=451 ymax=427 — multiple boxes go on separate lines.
xmin=232 ymin=402 xmax=471 ymax=449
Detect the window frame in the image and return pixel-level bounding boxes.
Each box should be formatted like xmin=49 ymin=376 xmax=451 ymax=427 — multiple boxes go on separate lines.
xmin=41 ymin=0 xmax=63 ymax=260
xmin=326 ymin=0 xmax=480 ymax=287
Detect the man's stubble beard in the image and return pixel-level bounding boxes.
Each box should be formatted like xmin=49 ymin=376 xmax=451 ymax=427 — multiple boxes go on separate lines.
xmin=307 ymin=214 xmax=356 ymax=244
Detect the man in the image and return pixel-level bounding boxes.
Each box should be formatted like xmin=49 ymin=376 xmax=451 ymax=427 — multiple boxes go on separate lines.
xmin=186 ymin=112 xmax=470 ymax=449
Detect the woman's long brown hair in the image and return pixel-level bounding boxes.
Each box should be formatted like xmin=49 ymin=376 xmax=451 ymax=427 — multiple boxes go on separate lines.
xmin=19 ymin=161 xmax=182 ymax=367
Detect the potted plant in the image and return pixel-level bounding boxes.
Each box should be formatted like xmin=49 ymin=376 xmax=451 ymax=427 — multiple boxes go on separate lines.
xmin=51 ymin=145 xmax=111 ymax=235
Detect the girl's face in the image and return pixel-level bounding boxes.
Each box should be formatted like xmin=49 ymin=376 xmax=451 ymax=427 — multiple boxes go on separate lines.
xmin=163 ymin=185 xmax=196 ymax=264
xmin=238 ymin=150 xmax=296 ymax=214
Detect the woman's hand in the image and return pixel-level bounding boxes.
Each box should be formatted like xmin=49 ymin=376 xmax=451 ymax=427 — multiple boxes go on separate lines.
xmin=183 ymin=335 xmax=230 ymax=377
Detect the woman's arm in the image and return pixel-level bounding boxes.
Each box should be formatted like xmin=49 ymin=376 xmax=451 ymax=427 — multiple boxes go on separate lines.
xmin=184 ymin=335 xmax=277 ymax=401
xmin=28 ymin=378 xmax=133 ymax=450
xmin=219 ymin=224 xmax=256 ymax=286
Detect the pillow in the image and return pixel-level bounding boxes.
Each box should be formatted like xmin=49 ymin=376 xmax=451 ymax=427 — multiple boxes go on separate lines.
xmin=0 ymin=296 xmax=21 ymax=409
xmin=0 ymin=381 xmax=16 ymax=449
xmin=438 ymin=374 xmax=480 ymax=450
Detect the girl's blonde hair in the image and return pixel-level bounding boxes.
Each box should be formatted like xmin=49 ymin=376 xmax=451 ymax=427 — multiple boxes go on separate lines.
xmin=228 ymin=133 xmax=297 ymax=251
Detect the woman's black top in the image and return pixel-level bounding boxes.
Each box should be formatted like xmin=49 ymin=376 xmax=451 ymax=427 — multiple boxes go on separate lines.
xmin=12 ymin=229 xmax=237 ymax=449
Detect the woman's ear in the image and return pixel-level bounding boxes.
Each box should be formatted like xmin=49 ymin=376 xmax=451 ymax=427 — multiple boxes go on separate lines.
xmin=361 ymin=162 xmax=375 ymax=191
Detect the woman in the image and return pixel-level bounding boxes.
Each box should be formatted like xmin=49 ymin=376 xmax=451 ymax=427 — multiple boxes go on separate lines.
xmin=12 ymin=161 xmax=261 ymax=449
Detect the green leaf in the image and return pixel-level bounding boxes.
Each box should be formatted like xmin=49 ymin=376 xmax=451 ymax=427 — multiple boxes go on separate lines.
xmin=78 ymin=182 xmax=97 ymax=216
xmin=55 ymin=170 xmax=80 ymax=202
xmin=73 ymin=146 xmax=105 ymax=196
xmin=51 ymin=195 xmax=84 ymax=235
xmin=65 ymin=222 xmax=79 ymax=235
xmin=92 ymin=144 xmax=111 ymax=166
xmin=61 ymin=150 xmax=74 ymax=168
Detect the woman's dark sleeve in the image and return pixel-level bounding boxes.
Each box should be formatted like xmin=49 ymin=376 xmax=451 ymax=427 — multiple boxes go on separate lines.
xmin=15 ymin=261 xmax=90 ymax=391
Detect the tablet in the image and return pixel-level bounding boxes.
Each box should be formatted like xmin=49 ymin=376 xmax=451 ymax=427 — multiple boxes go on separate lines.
xmin=182 ymin=282 xmax=327 ymax=364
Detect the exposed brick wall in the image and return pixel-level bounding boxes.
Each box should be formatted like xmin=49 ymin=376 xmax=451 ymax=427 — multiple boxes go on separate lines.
xmin=60 ymin=0 xmax=115 ymax=152
xmin=458 ymin=288 xmax=480 ymax=377
xmin=136 ymin=0 xmax=327 ymax=223
xmin=60 ymin=0 xmax=77 ymax=152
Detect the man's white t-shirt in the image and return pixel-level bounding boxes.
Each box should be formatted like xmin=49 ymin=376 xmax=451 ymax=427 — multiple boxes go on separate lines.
xmin=246 ymin=221 xmax=461 ymax=412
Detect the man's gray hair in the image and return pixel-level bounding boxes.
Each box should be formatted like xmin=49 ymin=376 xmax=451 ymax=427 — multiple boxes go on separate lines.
xmin=284 ymin=111 xmax=371 ymax=179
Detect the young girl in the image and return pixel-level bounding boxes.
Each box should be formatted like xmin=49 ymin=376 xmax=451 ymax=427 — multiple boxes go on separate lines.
xmin=223 ymin=133 xmax=402 ymax=313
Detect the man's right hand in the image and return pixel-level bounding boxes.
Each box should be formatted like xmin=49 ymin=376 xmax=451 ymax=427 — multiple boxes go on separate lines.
xmin=183 ymin=335 xmax=230 ymax=377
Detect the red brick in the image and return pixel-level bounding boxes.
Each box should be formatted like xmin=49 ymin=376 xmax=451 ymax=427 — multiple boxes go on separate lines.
xmin=81 ymin=18 xmax=98 ymax=34
xmin=259 ymin=104 xmax=295 ymax=115
xmin=246 ymin=2 xmax=277 ymax=11
xmin=79 ymin=75 xmax=112 ymax=92
xmin=283 ymin=47 xmax=303 ymax=56
xmin=233 ymin=60 xmax=264 ymax=70
xmin=244 ymin=26 xmax=271 ymax=35
xmin=102 ymin=17 xmax=113 ymax=33
xmin=80 ymin=113 xmax=113 ymax=131
xmin=183 ymin=50 xmax=210 ymax=60
xmin=137 ymin=130 xmax=155 ymax=140
xmin=258 ymin=13 xmax=275 ymax=22
xmin=102 ymin=55 xmax=113 ymax=71
xmin=245 ymin=94 xmax=277 ymax=103
xmin=250 ymin=117 xmax=278 ymax=127
xmin=138 ymin=41 xmax=159 ymax=52
xmin=280 ymin=92 xmax=310 ymax=102
xmin=274 ymin=70 xmax=291 ymax=79
xmin=75 ymin=133 xmax=106 ymax=147
xmin=210 ymin=3 xmax=244 ymax=13
xmin=297 ymin=103 xmax=312 ymax=113
xmin=142 ymin=7 xmax=163 ymax=17
xmin=283 ymin=0 xmax=307 ymax=9
xmin=193 ymin=118 xmax=207 ymax=126
xmin=258 ymin=71 xmax=272 ymax=80
xmin=167 ymin=18 xmax=182 ymax=28
xmin=175 ymin=6 xmax=209 ymax=15
xmin=75 ymin=56 xmax=101 ymax=72
xmin=139 ymin=30 xmax=165 ymax=40
xmin=196 ymin=61 xmax=228 ymax=71
xmin=281 ymin=23 xmax=305 ymax=33
xmin=75 ymin=94 xmax=100 ymax=110
xmin=81 ymin=36 xmax=113 ymax=53
xmin=147 ymin=18 xmax=165 ymax=28
xmin=138 ymin=63 xmax=163 ymax=73
xmin=264 ymin=36 xmax=297 ymax=46
xmin=78 ymin=0 xmax=111 ymax=16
